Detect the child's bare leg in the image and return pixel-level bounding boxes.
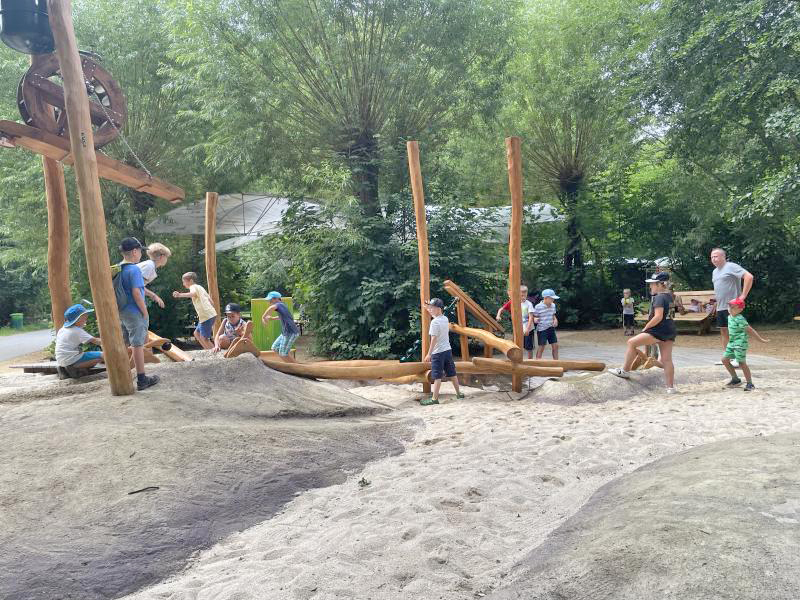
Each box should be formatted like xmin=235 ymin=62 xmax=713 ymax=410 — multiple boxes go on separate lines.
xmin=535 ymin=344 xmax=545 ymax=359
xmin=722 ymin=356 xmax=737 ymax=379
xmin=219 ymin=337 xmax=233 ymax=350
xmin=551 ymin=343 xmax=559 ymax=360
xmin=132 ymin=346 xmax=145 ymax=374
xmin=432 ymin=378 xmax=443 ymax=400
xmin=740 ymin=361 xmax=752 ymax=383
xmin=658 ymin=341 xmax=675 ymax=388
xmin=448 ymin=375 xmax=460 ymax=395
xmin=281 ymin=351 xmax=296 ymax=363
xmin=194 ymin=329 xmax=214 ymax=350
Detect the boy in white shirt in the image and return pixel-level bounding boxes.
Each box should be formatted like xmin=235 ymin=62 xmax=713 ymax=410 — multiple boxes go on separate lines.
xmin=172 ymin=272 xmax=218 ymax=349
xmin=422 ymin=298 xmax=465 ymax=406
xmin=495 ymin=285 xmax=536 ymax=358
xmin=55 ymin=304 xmax=103 ymax=372
xmin=137 ymin=242 xmax=171 ymax=308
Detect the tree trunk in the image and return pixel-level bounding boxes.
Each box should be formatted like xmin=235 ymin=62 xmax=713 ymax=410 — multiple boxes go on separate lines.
xmin=561 ymin=181 xmax=583 ymax=271
xmin=345 ymin=133 xmax=381 ymax=218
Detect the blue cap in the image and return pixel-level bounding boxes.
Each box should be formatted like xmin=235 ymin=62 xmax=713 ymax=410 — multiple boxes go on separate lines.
xmin=541 ymin=289 xmax=560 ymax=299
xmin=265 ymin=291 xmax=282 ymax=301
xmin=63 ymin=303 xmax=93 ymax=327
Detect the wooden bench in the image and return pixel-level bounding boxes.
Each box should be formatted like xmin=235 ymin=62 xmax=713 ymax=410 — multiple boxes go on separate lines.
xmin=10 ymin=361 xmax=106 ymax=379
xmin=636 ymin=290 xmax=716 ymax=335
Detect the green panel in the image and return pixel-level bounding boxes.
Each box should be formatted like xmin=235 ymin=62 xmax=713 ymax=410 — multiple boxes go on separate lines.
xmin=10 ymin=313 xmax=23 ymax=328
xmin=251 ymin=297 xmax=294 ymax=351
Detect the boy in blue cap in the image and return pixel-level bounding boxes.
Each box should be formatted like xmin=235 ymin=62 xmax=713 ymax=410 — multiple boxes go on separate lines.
xmin=55 ymin=304 xmax=104 ymax=372
xmin=262 ymin=291 xmax=299 ymax=362
xmin=533 ymin=289 xmax=560 ymax=359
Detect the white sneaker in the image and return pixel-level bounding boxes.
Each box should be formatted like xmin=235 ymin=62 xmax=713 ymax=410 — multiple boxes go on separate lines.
xmin=609 ymin=368 xmax=630 ymax=379
xmin=666 ymin=387 xmax=677 ymax=394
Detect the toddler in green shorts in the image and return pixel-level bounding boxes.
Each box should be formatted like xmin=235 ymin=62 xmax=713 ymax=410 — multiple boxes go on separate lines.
xmin=722 ymin=298 xmax=769 ymax=391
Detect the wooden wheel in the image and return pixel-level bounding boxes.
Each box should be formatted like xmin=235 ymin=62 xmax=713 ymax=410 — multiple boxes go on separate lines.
xmin=17 ymin=52 xmax=127 ymax=149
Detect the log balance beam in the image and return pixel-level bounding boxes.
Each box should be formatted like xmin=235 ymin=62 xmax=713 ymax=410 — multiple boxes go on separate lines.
xmin=448 ymin=323 xmax=522 ymax=363
xmin=260 ymin=359 xmax=430 ymax=380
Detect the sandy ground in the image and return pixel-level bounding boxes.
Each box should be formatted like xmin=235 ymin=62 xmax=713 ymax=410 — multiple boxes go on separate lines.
xmin=120 ymin=365 xmax=800 ymax=600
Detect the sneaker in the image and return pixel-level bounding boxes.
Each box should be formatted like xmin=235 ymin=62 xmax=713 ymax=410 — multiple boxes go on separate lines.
xmin=137 ymin=374 xmax=160 ymax=391
xmin=609 ymin=368 xmax=630 ymax=379
xmin=726 ymin=377 xmax=742 ymax=387
xmin=744 ymin=382 xmax=755 ymax=392
xmin=666 ymin=387 xmax=677 ymax=394
xmin=456 ymin=392 xmax=465 ymax=399
xmin=420 ymin=396 xmax=439 ymax=406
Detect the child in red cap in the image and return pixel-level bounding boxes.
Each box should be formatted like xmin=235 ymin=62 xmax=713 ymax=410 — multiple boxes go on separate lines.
xmin=722 ymin=298 xmax=769 ymax=391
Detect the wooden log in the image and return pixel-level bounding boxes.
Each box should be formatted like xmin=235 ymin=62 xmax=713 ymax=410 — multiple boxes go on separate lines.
xmin=406 ymin=141 xmax=431 ymax=394
xmin=161 ymin=344 xmax=192 ymax=363
xmin=449 ymin=323 xmax=522 ymax=363
xmin=506 ymin=136 xmax=524 ymax=393
xmin=143 ymin=348 xmax=160 ymax=364
xmin=224 ymin=337 xmax=260 ymax=358
xmin=443 ymin=280 xmax=503 ymax=333
xmin=483 ymin=341 xmax=493 ymax=358
xmin=204 ymin=192 xmax=222 ymax=336
xmin=259 ymin=349 xmax=297 ymax=361
xmin=0 ymin=120 xmax=184 ymax=202
xmin=383 ymin=373 xmax=430 ymax=384
xmin=472 ymin=357 xmax=563 ymax=378
xmin=522 ymin=359 xmax=606 ymax=372
xmin=456 ymin=299 xmax=469 ymax=361
xmin=42 ymin=155 xmax=71 ymax=330
xmin=48 ymin=0 xmax=133 ymax=396
xmin=144 ymin=331 xmax=171 ymax=350
xmin=261 ymin=359 xmax=431 ymax=380
xmin=309 ymin=359 xmax=400 ymax=367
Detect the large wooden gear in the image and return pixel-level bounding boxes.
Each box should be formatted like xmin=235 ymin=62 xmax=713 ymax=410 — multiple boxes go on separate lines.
xmin=17 ymin=51 xmax=126 ymax=149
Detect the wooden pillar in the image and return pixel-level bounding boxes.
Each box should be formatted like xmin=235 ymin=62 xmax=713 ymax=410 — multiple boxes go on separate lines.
xmin=406 ymin=141 xmax=431 ymax=393
xmin=456 ymin=299 xmax=469 ymax=361
xmin=506 ymin=137 xmax=524 ymax=392
xmin=47 ymin=0 xmax=134 ymax=395
xmin=42 ymin=156 xmax=71 ymax=330
xmin=204 ymin=192 xmax=222 ymax=334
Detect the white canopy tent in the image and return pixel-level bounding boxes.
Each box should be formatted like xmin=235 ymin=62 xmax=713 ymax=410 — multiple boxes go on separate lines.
xmin=146 ymin=193 xmax=563 ymax=252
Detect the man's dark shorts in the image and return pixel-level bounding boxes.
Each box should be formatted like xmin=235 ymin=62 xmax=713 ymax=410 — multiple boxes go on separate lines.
xmin=537 ymin=327 xmax=558 ymax=346
xmin=716 ymin=309 xmax=729 ymax=328
xmin=524 ymin=330 xmax=536 ymax=351
xmin=431 ymin=349 xmax=456 ymax=380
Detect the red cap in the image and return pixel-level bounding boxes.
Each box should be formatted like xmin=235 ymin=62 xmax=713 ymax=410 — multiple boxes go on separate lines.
xmin=729 ymin=298 xmax=745 ymax=309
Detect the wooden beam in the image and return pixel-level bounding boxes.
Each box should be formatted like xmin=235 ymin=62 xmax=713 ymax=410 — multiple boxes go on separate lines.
xmin=42 ymin=156 xmax=71 ymax=330
xmin=261 ymin=359 xmax=431 ymax=380
xmin=0 ymin=120 xmax=184 ymax=203
xmin=47 ymin=0 xmax=133 ymax=395
xmin=204 ymin=192 xmax=222 ymax=335
xmin=456 ymin=299 xmax=469 ymax=361
xmin=443 ymin=280 xmax=503 ymax=333
xmin=449 ymin=323 xmax=522 ymax=362
xmin=471 ymin=357 xmax=563 ymax=378
xmin=522 ymin=359 xmax=606 ymax=372
xmin=506 ymin=137 xmax=524 ymax=393
xmin=406 ymin=141 xmax=431 ymax=394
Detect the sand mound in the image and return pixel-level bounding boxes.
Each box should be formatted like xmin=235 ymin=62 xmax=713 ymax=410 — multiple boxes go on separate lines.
xmin=489 ymin=433 xmax=800 ymax=600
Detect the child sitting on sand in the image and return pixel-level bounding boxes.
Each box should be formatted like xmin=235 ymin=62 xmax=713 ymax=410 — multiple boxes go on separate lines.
xmin=722 ymin=298 xmax=769 ymax=391
xmin=172 ymin=272 xmax=218 ymax=350
xmin=423 ymin=298 xmax=465 ymax=406
xmin=214 ymin=302 xmax=254 ymax=353
xmin=55 ymin=304 xmax=103 ymax=372
xmin=137 ymin=242 xmax=171 ymax=309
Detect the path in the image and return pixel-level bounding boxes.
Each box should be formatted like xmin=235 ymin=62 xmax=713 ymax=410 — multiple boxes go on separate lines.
xmin=0 ymin=329 xmax=53 ymax=362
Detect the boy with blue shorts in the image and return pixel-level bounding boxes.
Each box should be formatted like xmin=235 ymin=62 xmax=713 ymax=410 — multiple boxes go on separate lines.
xmin=422 ymin=298 xmax=465 ymax=406
xmin=173 ymin=272 xmax=218 ymax=350
xmin=534 ymin=288 xmax=560 ymax=360
xmin=262 ymin=291 xmax=299 ymax=362
xmin=118 ymin=237 xmax=159 ymax=391
xmin=55 ymin=304 xmax=104 ymax=374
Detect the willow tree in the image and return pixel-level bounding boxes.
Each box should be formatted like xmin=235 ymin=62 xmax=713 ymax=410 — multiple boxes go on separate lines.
xmin=168 ymin=0 xmax=516 ymax=217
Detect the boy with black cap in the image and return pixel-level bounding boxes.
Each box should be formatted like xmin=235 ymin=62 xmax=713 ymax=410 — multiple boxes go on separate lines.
xmin=118 ymin=237 xmax=159 ymax=391
xmin=422 ymin=298 xmax=464 ymax=406
xmin=214 ymin=302 xmax=254 ymax=353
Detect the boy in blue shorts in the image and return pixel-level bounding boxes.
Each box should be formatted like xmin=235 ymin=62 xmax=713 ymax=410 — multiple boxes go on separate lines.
xmin=262 ymin=291 xmax=299 ymax=362
xmin=534 ymin=288 xmax=560 ymax=359
xmin=173 ymin=272 xmax=218 ymax=349
xmin=422 ymin=298 xmax=465 ymax=406
xmin=55 ymin=304 xmax=103 ymax=375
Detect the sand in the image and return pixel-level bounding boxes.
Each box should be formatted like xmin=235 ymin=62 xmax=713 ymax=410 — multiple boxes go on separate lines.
xmin=118 ymin=365 xmax=800 ymax=600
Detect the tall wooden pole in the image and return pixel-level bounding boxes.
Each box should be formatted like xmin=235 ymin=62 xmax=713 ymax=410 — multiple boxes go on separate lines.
xmin=406 ymin=141 xmax=432 ymax=393
xmin=47 ymin=0 xmax=134 ymax=395
xmin=204 ymin=192 xmax=221 ymax=334
xmin=456 ymin=300 xmax=469 ymax=361
xmin=42 ymin=152 xmax=71 ymax=330
xmin=506 ymin=137 xmax=524 ymax=393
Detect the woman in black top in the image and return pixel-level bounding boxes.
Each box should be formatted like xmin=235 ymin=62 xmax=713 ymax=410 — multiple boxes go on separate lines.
xmin=610 ymin=272 xmax=677 ymax=392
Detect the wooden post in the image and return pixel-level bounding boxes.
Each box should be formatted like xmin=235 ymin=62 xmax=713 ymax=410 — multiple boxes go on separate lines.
xmin=204 ymin=192 xmax=222 ymax=334
xmin=456 ymin=299 xmax=469 ymax=361
xmin=506 ymin=137 xmax=524 ymax=392
xmin=406 ymin=141 xmax=431 ymax=393
xmin=42 ymin=156 xmax=71 ymax=330
xmin=47 ymin=0 xmax=134 ymax=395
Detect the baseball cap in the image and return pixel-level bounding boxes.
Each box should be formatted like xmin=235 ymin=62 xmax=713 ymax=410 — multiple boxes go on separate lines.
xmin=225 ymin=302 xmax=242 ymax=313
xmin=729 ymin=298 xmax=745 ymax=309
xmin=63 ymin=303 xmax=93 ymax=327
xmin=425 ymin=298 xmax=445 ymax=309
xmin=265 ymin=291 xmax=282 ymax=301
xmin=541 ymin=289 xmax=560 ymax=299
xmin=644 ymin=272 xmax=670 ymax=283
xmin=119 ymin=237 xmax=142 ymax=252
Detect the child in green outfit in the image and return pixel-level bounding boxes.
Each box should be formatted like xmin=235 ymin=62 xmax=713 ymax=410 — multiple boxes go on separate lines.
xmin=722 ymin=298 xmax=769 ymax=391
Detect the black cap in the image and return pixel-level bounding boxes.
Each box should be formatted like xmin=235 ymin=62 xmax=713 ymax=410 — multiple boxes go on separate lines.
xmin=425 ymin=298 xmax=445 ymax=309
xmin=644 ymin=272 xmax=670 ymax=283
xmin=225 ymin=302 xmax=242 ymax=313
xmin=119 ymin=237 xmax=142 ymax=252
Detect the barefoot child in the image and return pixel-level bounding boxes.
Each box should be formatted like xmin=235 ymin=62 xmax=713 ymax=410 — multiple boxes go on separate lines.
xmin=55 ymin=304 xmax=103 ymax=372
xmin=214 ymin=303 xmax=254 ymax=352
xmin=172 ymin=272 xmax=217 ymax=350
xmin=261 ymin=291 xmax=299 ymax=362
xmin=534 ymin=289 xmax=560 ymax=359
xmin=621 ymin=288 xmax=635 ymax=336
xmin=137 ymin=242 xmax=171 ymax=308
xmin=722 ymin=298 xmax=769 ymax=391
xmin=423 ymin=298 xmax=465 ymax=406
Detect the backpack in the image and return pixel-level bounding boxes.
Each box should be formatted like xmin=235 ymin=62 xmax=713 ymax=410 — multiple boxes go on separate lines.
xmin=111 ymin=262 xmax=133 ymax=309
